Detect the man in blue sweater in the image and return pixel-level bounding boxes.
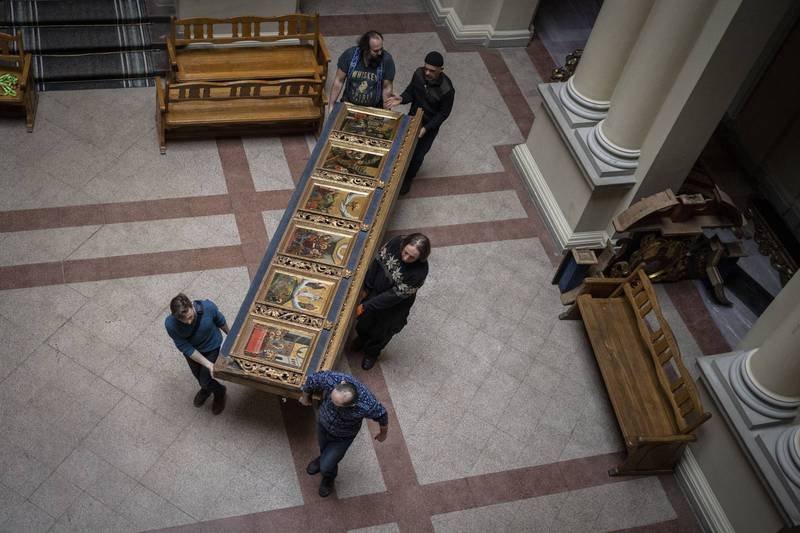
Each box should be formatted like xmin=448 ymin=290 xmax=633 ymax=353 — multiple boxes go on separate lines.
xmin=299 ymin=371 xmax=388 ymax=497
xmin=165 ymin=293 xmax=229 ymax=415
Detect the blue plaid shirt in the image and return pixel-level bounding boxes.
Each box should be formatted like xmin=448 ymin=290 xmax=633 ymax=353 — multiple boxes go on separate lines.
xmin=302 ymin=371 xmax=388 ymax=438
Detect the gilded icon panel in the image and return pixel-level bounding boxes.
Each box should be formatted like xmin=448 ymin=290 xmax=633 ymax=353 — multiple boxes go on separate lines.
xmin=320 ymin=143 xmax=385 ymax=179
xmin=281 ymin=222 xmax=354 ymax=267
xmin=260 ymin=268 xmax=337 ymax=318
xmin=239 ymin=320 xmax=317 ymax=372
xmin=339 ymin=109 xmax=398 ymax=140
xmin=300 ymin=179 xmax=372 ymax=222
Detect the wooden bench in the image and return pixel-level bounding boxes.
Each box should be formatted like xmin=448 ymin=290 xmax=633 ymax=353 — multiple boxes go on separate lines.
xmin=567 ymin=267 xmax=711 ymax=475
xmin=155 ymin=77 xmax=324 ymax=153
xmin=0 ymin=31 xmax=37 ymax=131
xmin=166 ymin=14 xmax=330 ymax=86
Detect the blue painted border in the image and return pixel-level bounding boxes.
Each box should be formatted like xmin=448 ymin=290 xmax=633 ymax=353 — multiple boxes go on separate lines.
xmin=222 ymin=104 xmax=411 ymax=379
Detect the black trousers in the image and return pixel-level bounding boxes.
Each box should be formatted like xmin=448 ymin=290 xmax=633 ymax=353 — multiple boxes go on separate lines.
xmin=355 ymin=306 xmax=409 ymax=359
xmin=185 ymin=348 xmax=225 ymax=394
xmin=401 ymin=127 xmax=439 ymax=192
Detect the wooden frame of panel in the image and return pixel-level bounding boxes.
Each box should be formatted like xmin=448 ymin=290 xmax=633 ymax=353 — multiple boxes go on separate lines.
xmin=215 ymin=103 xmax=423 ymax=397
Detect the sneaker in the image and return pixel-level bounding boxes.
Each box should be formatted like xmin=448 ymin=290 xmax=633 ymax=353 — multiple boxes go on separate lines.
xmin=306 ymin=457 xmax=320 ymax=475
xmin=193 ymin=389 xmax=212 ymax=407
xmin=361 ymin=356 xmax=376 ymax=370
xmin=350 ymin=335 xmax=365 ymax=352
xmin=211 ymin=386 xmax=227 ymax=415
xmin=319 ymin=476 xmax=334 ymax=497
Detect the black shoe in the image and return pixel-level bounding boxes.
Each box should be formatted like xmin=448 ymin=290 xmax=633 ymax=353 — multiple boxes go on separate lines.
xmin=361 ymin=356 xmax=376 ymax=370
xmin=350 ymin=335 xmax=365 ymax=352
xmin=306 ymin=457 xmax=320 ymax=475
xmin=319 ymin=476 xmax=334 ymax=497
xmin=211 ymin=386 xmax=227 ymax=415
xmin=193 ymin=389 xmax=212 ymax=407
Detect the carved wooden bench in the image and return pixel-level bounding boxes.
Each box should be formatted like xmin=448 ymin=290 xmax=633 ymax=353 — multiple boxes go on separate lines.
xmin=0 ymin=31 xmax=37 ymax=131
xmin=166 ymin=14 xmax=330 ymax=87
xmin=566 ymin=267 xmax=711 ymax=475
xmin=155 ymin=77 xmax=324 ymax=153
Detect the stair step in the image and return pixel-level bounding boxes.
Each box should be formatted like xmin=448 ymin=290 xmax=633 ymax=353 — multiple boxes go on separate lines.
xmin=0 ymin=23 xmax=168 ymax=53
xmin=39 ymin=76 xmax=156 ymax=91
xmin=30 ymin=49 xmax=165 ymax=82
xmin=3 ymin=0 xmax=156 ymax=25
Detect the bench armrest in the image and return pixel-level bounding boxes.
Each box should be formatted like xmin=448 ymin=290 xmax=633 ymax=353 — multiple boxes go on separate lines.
xmin=681 ymin=411 xmax=711 ymax=435
xmin=155 ymin=76 xmax=166 ymax=112
xmin=19 ymin=54 xmax=31 ymax=89
xmin=166 ymin=39 xmax=178 ymax=69
xmin=317 ymin=34 xmax=331 ymax=65
xmin=632 ymin=434 xmax=696 ymax=446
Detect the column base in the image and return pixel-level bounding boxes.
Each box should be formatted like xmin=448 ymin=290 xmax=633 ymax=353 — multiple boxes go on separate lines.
xmin=559 ymin=77 xmax=610 ymax=125
xmin=426 ymin=0 xmax=532 ymax=47
xmin=730 ymin=350 xmax=800 ymax=424
xmin=511 ymin=143 xmax=609 ymax=252
xmin=540 ymin=82 xmax=637 ymax=188
xmin=699 ymin=351 xmax=800 ymax=525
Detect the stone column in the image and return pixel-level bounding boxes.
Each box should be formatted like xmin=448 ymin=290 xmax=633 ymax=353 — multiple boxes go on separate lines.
xmin=746 ymin=302 xmax=800 ymax=402
xmin=740 ymin=270 xmax=800 ymax=350
xmin=560 ymin=0 xmax=655 ymax=124
xmin=699 ymin=269 xmax=800 ymax=524
xmin=588 ymin=0 xmax=715 ymax=169
xmin=731 ymin=272 xmax=800 ymax=418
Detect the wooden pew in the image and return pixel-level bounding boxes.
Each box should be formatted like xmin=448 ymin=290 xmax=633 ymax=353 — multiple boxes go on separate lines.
xmin=0 ymin=31 xmax=37 ymax=131
xmin=155 ymin=77 xmax=324 ymax=153
xmin=166 ymin=14 xmax=330 ymax=86
xmin=571 ymin=267 xmax=711 ymax=475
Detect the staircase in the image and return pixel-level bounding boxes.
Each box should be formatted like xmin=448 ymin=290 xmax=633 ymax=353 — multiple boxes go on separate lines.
xmin=0 ymin=0 xmax=171 ymax=90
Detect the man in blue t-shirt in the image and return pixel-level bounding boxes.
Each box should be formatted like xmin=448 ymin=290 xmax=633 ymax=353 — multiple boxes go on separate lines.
xmin=165 ymin=293 xmax=229 ymax=414
xmin=328 ymin=30 xmax=395 ymax=110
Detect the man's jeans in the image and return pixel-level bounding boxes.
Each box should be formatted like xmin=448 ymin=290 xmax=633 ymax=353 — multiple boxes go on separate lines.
xmin=317 ymin=421 xmax=356 ymax=479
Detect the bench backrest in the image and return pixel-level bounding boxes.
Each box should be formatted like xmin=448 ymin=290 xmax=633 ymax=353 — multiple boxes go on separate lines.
xmin=163 ymin=78 xmax=323 ymax=109
xmin=0 ymin=31 xmax=24 ymax=65
xmin=170 ymin=14 xmax=320 ymax=55
xmin=617 ymin=268 xmax=711 ymax=435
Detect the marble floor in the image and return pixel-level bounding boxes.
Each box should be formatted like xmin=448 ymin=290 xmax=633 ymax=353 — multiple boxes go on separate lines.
xmin=0 ymin=5 xmax=719 ymax=533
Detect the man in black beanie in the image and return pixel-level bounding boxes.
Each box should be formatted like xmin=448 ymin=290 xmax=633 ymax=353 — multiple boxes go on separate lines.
xmin=386 ymin=51 xmax=455 ymax=195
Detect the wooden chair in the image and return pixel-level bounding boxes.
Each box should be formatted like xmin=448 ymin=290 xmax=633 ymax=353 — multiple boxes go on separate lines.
xmin=0 ymin=31 xmax=37 ymax=131
xmin=155 ymin=76 xmax=324 ymax=153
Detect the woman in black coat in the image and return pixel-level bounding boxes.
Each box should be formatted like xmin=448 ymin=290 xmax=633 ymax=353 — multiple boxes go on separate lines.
xmin=352 ymin=233 xmax=430 ymax=370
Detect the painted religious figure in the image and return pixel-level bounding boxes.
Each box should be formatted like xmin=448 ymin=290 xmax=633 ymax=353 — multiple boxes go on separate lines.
xmin=243 ymin=322 xmax=313 ymax=370
xmin=284 ymin=226 xmax=352 ymax=267
xmin=303 ymin=183 xmax=370 ymax=221
xmin=322 ymin=146 xmax=383 ymax=178
xmin=264 ymin=270 xmax=335 ymax=316
xmin=340 ymin=111 xmax=397 ymax=140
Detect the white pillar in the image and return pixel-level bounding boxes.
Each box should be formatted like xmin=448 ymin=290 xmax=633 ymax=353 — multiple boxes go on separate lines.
xmin=560 ymin=0 xmax=655 ymax=122
xmin=746 ymin=302 xmax=800 ymax=401
xmin=740 ymin=271 xmax=800 ymax=350
xmin=587 ymin=0 xmax=715 ymax=169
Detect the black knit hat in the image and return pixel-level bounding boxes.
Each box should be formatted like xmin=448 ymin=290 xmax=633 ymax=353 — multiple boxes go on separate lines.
xmin=424 ymin=51 xmax=444 ymax=67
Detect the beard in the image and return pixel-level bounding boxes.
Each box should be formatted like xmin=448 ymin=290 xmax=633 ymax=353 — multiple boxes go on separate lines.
xmin=365 ymin=54 xmax=382 ymax=69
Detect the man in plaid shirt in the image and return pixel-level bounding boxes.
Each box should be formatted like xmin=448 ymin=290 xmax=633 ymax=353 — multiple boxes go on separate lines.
xmin=300 ymin=370 xmax=389 ymax=497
